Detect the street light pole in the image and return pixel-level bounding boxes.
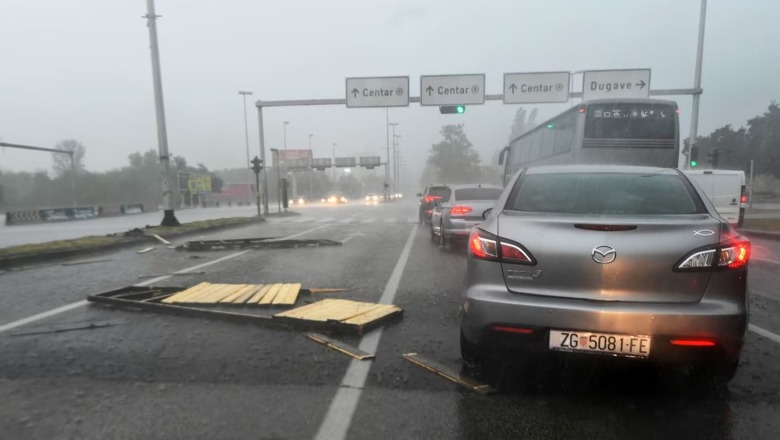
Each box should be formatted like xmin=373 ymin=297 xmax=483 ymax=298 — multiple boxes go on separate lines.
xmin=238 ymin=91 xmax=253 ymax=205
xmin=394 ymin=134 xmax=402 ymax=195
xmin=385 ymin=109 xmax=390 ymax=197
xmin=143 ymin=0 xmax=179 ymax=226
xmin=308 ymin=134 xmax=314 ymax=200
xmin=271 ymin=148 xmax=281 ymax=213
xmin=687 ymin=0 xmax=708 ymax=170
xmin=332 ymin=142 xmax=337 ymax=183
xmin=389 ymin=123 xmax=398 ymax=196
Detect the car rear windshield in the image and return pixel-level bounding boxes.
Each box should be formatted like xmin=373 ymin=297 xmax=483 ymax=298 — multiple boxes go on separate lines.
xmin=454 ymin=187 xmax=503 ymax=201
xmin=507 ymin=172 xmax=705 ymax=215
xmin=427 ymin=186 xmax=452 ymax=201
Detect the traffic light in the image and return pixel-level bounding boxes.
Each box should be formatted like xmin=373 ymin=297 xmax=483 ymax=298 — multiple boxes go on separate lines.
xmin=439 ymin=105 xmax=465 ymax=114
xmin=689 ymin=145 xmax=698 ymax=168
xmin=707 ymin=149 xmax=720 ymax=168
xmin=250 ymin=156 xmax=263 ymax=174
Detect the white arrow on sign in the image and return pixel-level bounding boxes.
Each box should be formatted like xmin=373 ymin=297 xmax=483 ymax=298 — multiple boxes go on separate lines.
xmin=581 ymin=69 xmax=651 ymax=101
xmin=420 ymin=74 xmax=485 ymax=106
xmin=346 ymin=77 xmax=410 ymax=108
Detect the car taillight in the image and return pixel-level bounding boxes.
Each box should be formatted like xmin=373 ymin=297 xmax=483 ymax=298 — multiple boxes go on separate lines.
xmin=469 ymin=229 xmax=535 ymax=265
xmin=450 ymin=205 xmax=472 ymax=216
xmin=423 ymin=195 xmax=441 ymax=203
xmin=676 ymin=237 xmax=750 ymax=271
xmin=741 ymin=194 xmax=747 ymax=204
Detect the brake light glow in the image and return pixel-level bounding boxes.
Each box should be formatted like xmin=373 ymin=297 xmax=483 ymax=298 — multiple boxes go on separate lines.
xmin=469 ymin=230 xmax=498 ymax=259
xmin=676 ymin=237 xmax=750 ymax=270
xmin=741 ymin=194 xmax=747 ymax=204
xmin=670 ymin=339 xmax=716 ymax=347
xmin=493 ymin=325 xmax=533 ymax=334
xmin=450 ymin=205 xmax=472 ymax=216
xmin=423 ymin=195 xmax=442 ymax=203
xmin=675 ymin=108 xmax=680 ymax=114
xmin=500 ymin=242 xmax=532 ymax=263
xmin=578 ymin=106 xmax=586 ymax=113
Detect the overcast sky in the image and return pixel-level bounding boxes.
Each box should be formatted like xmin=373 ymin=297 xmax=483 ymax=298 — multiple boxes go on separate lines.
xmin=1 ymin=0 xmax=778 ymax=183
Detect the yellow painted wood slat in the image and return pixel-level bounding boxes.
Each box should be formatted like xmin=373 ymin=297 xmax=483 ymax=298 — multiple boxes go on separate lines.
xmin=162 ymin=282 xmax=211 ymax=304
xmin=232 ymin=284 xmax=266 ymax=304
xmin=276 ymin=299 xmax=380 ymax=322
xmin=342 ymin=305 xmax=403 ymax=325
xmin=247 ymin=284 xmax=274 ymax=304
xmin=272 ymin=283 xmax=302 ymax=305
xmin=185 ymin=283 xmax=227 ymax=302
xmin=199 ymin=284 xmax=248 ymax=303
xmin=220 ymin=284 xmax=261 ymax=304
xmin=257 ymin=283 xmax=284 ymax=305
xmin=189 ymin=284 xmax=234 ymax=303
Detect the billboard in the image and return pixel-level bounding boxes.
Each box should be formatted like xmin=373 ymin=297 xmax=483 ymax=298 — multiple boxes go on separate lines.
xmin=187 ymin=174 xmax=212 ymax=193
xmin=335 ymin=157 xmax=356 ymax=167
xmin=359 ymin=156 xmax=381 ymax=168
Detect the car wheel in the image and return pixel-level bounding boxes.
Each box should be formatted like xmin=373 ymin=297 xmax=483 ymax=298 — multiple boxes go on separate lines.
xmin=460 ymin=329 xmax=482 ymax=377
xmin=438 ymin=223 xmax=447 ymax=248
xmin=430 ymin=224 xmax=437 ymax=242
xmin=419 ymin=211 xmax=425 ymax=225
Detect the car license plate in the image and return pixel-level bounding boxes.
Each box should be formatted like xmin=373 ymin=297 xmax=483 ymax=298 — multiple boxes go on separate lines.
xmin=549 ymin=330 xmax=651 ymax=358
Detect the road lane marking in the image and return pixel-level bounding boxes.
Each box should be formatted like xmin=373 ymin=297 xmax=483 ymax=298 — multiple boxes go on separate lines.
xmin=749 ymin=324 xmax=780 ymax=345
xmin=316 ymin=217 xmax=335 ymax=224
xmin=0 ymin=224 xmax=331 ymax=334
xmin=314 ymin=224 xmax=417 ymax=440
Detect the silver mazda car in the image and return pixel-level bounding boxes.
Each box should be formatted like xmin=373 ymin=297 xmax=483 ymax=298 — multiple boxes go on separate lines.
xmin=461 ymin=165 xmax=750 ymax=384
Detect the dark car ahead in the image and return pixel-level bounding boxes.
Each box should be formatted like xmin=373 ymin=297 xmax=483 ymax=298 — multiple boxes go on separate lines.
xmin=461 ymin=165 xmax=750 ymax=386
xmin=417 ymin=184 xmax=451 ymax=224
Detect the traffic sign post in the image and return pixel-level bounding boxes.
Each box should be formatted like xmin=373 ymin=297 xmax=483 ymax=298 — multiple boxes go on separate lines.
xmin=503 ymin=72 xmax=570 ymax=104
xmin=346 ymin=77 xmax=409 ymax=108
xmin=420 ymin=74 xmax=485 ymax=106
xmin=581 ymin=69 xmax=651 ymax=101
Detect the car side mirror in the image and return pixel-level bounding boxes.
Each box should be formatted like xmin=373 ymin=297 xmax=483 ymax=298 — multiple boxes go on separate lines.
xmin=416 ymin=192 xmax=422 ymax=197
xmin=482 ymin=208 xmax=492 ymax=220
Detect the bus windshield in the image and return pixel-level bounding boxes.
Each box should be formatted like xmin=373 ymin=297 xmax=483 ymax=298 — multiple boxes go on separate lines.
xmin=585 ymin=103 xmax=676 ymax=140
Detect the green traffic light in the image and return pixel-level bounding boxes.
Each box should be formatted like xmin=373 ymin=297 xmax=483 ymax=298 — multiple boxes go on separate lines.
xmin=690 ymin=161 xmax=698 ymax=167
xmin=546 ymin=123 xmax=555 ymax=129
xmin=456 ymin=106 xmax=465 ymax=114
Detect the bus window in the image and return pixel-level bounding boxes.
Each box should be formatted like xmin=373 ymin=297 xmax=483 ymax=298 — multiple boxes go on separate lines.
xmin=585 ymin=103 xmax=675 ymax=140
xmin=554 ymin=110 xmax=576 ymax=154
xmin=542 ymin=127 xmax=556 ymax=158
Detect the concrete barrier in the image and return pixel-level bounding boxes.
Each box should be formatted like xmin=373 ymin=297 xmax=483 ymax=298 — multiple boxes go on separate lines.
xmin=5 ymin=203 xmax=150 ymax=226
xmin=5 ymin=210 xmax=42 ymax=225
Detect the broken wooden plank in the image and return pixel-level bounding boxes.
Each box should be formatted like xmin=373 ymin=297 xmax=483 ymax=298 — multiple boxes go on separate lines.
xmin=141 ymin=293 xmax=176 ymax=303
xmin=272 ymin=283 xmax=302 ymax=305
xmin=219 ymin=284 xmax=258 ymax=303
xmin=247 ymin=284 xmax=273 ymax=303
xmin=137 ymin=247 xmax=156 ymax=254
xmin=342 ymin=304 xmax=403 ymax=326
xmin=187 ymin=283 xmax=229 ymax=302
xmin=162 ymin=282 xmax=211 ymax=304
xmin=257 ymin=283 xmax=284 ymax=305
xmin=402 ymin=353 xmax=496 ymax=395
xmin=233 ymin=284 xmax=267 ymax=304
xmin=9 ymin=320 xmax=129 ymax=337
xmin=276 ymin=299 xmax=381 ymax=322
xmin=152 ymin=234 xmax=171 ymax=245
xmin=306 ymin=333 xmax=375 ymax=360
xmin=303 ymin=288 xmax=352 ymax=295
xmin=195 ymin=284 xmax=245 ymax=303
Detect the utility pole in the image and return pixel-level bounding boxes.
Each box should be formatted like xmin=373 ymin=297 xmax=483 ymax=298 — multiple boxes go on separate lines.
xmin=308 ymin=134 xmax=314 ymax=200
xmin=332 ymin=142 xmax=337 ymax=183
xmin=144 ymin=0 xmax=179 ymax=226
xmin=256 ymin=106 xmax=269 ymax=215
xmin=686 ymin=0 xmax=707 ymax=170
xmin=389 ymin=123 xmax=398 ymax=196
xmin=239 ymin=91 xmax=253 ymax=204
xmin=385 ymin=109 xmax=390 ymax=197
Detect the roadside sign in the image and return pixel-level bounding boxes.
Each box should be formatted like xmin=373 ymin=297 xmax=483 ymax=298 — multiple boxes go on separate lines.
xmin=335 ymin=157 xmax=356 ymax=167
xmin=346 ymin=76 xmax=410 ymax=108
xmin=420 ymin=74 xmax=485 ymax=106
xmin=312 ymin=158 xmax=331 ymax=170
xmin=503 ymin=72 xmax=570 ymax=104
xmin=359 ymin=156 xmax=381 ymax=168
xmin=582 ymin=69 xmax=651 ymax=101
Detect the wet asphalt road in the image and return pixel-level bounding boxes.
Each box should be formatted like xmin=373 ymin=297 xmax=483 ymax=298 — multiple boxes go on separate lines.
xmin=1 ymin=199 xmax=780 ymax=440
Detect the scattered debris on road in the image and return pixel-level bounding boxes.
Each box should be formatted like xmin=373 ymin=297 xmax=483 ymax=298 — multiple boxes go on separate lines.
xmin=152 ymin=234 xmax=171 ymax=245
xmin=136 ymin=272 xmax=206 ymax=279
xmin=87 ymin=286 xmax=403 ymax=335
xmin=162 ymin=282 xmax=302 ymax=306
xmin=306 ymin=333 xmax=375 ymax=360
xmin=306 ymin=288 xmax=352 ymax=294
xmin=136 ymin=247 xmax=156 ymax=254
xmin=9 ymin=319 xmax=129 ymax=337
xmin=61 ymin=259 xmax=113 ymax=266
xmin=179 ymin=237 xmax=342 ymax=251
xmin=402 ymin=352 xmax=497 ymax=395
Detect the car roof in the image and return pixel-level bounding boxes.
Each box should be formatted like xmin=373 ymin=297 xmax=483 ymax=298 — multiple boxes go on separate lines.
xmin=449 ymin=184 xmax=503 ymax=190
xmin=523 ymin=165 xmax=680 ymax=175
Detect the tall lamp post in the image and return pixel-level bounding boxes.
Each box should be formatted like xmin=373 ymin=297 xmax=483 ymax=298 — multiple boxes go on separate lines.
xmin=238 ymin=91 xmax=253 ymax=205
xmin=332 ymin=142 xmax=337 ymax=183
xmin=270 ymin=148 xmax=281 ymax=213
xmin=388 ymin=122 xmax=399 ymax=196
xmin=308 ymin=134 xmax=314 ymax=200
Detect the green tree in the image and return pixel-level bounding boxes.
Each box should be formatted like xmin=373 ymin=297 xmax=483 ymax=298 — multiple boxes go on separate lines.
xmin=744 ymin=101 xmax=780 ymax=177
xmin=427 ymin=124 xmax=481 ymax=183
xmin=52 ymin=139 xmax=86 ymax=177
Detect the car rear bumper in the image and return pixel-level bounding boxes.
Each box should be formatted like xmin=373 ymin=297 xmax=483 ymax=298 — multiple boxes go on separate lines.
xmin=461 ymin=282 xmax=747 ymax=363
xmin=443 ymin=219 xmax=480 ymax=237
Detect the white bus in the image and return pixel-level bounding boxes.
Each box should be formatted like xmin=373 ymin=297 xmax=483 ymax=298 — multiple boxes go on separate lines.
xmin=499 ymin=98 xmax=681 ymax=185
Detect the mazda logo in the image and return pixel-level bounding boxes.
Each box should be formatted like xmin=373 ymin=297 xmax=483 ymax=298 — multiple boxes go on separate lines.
xmin=592 ymin=246 xmax=617 ymax=264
